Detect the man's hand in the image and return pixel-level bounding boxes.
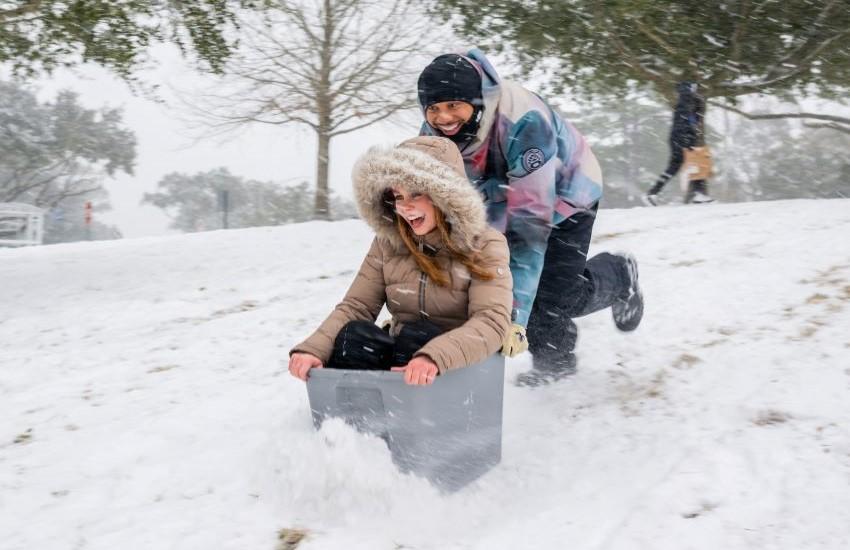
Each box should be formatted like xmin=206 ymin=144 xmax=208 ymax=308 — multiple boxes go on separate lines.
xmin=501 ymin=323 xmax=528 ymax=357
xmin=391 ymin=355 xmax=439 ymax=385
xmin=288 ymin=352 xmax=323 ymax=381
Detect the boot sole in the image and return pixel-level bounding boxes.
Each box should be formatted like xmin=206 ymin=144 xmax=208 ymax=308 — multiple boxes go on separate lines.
xmin=613 ymin=253 xmax=644 ymax=331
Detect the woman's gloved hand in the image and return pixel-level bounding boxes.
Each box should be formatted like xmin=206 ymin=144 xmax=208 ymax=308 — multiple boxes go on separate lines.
xmin=501 ymin=324 xmax=528 ymax=357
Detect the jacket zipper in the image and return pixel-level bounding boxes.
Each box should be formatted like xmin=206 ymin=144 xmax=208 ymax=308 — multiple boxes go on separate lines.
xmin=416 ymin=237 xmax=427 ymax=321
xmin=418 ymin=271 xmax=428 ymax=321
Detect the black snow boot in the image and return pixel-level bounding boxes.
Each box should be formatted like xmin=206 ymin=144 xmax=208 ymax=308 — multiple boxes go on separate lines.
xmin=523 ymin=314 xmax=580 ymax=387
xmin=515 ymin=352 xmax=578 ymax=387
xmin=611 ymin=253 xmax=644 ymax=332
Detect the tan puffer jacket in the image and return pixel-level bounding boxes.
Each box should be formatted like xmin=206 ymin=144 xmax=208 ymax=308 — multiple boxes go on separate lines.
xmin=291 ymin=136 xmax=512 ymax=374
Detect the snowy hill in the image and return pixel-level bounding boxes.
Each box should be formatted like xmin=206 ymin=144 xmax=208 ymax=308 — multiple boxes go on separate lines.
xmin=2 ymin=199 xmax=849 ymax=550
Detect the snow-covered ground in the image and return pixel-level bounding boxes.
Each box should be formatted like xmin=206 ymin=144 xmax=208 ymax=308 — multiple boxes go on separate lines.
xmin=1 ymin=199 xmax=849 ymax=550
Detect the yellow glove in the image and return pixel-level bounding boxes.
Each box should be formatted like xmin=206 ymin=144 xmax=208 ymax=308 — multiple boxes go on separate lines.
xmin=501 ymin=324 xmax=528 ymax=357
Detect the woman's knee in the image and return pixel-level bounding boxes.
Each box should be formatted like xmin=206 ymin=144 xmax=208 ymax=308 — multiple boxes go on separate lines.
xmin=329 ymin=320 xmax=394 ymax=370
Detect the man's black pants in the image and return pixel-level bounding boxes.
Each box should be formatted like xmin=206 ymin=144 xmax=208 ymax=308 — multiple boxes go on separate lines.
xmin=525 ymin=208 xmax=629 ymax=367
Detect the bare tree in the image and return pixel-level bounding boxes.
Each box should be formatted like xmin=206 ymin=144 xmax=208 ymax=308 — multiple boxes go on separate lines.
xmin=197 ymin=0 xmax=435 ymax=219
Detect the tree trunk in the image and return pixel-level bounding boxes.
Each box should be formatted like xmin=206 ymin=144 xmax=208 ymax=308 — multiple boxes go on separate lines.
xmin=624 ymin=113 xmax=638 ymax=197
xmin=314 ymin=127 xmax=331 ymax=220
xmin=720 ymin=106 xmax=732 ymax=202
xmin=313 ymin=0 xmax=333 ymax=221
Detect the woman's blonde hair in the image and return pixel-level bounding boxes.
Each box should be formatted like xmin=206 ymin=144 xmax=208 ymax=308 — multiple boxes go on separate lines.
xmin=394 ymin=207 xmax=494 ymax=287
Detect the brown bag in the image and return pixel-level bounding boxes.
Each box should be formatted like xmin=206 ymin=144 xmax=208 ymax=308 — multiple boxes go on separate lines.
xmin=683 ymin=146 xmax=713 ymax=180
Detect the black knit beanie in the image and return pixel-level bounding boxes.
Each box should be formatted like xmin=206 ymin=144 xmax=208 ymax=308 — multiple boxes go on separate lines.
xmin=417 ymin=54 xmax=483 ymax=109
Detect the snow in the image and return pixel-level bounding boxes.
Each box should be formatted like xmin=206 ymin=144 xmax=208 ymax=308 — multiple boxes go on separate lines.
xmin=2 ymin=199 xmax=850 ymax=550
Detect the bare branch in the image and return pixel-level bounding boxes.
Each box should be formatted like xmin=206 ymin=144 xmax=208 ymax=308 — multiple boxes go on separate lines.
xmin=803 ymin=122 xmax=850 ymax=135
xmin=594 ymin=6 xmax=676 ymax=99
xmin=607 ymin=32 xmax=673 ymax=96
xmin=774 ymin=0 xmax=841 ymax=68
xmin=634 ymin=20 xmax=678 ymax=57
xmin=709 ymin=100 xmax=850 ymax=126
xmin=330 ymin=106 xmax=409 ymax=137
xmin=728 ymin=0 xmax=750 ymax=66
xmin=721 ymin=0 xmax=850 ymax=91
xmin=269 ymin=0 xmax=322 ymax=46
xmin=329 ymin=97 xmax=413 ymax=131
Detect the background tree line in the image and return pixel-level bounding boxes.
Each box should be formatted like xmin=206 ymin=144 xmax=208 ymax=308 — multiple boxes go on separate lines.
xmin=142 ymin=168 xmax=357 ymax=233
xmin=2 ymin=0 xmax=849 ymax=244
xmin=0 ymin=79 xmax=355 ymax=242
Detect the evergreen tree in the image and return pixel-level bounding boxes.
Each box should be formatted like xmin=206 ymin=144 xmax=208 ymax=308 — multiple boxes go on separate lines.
xmin=0 ymin=80 xmax=132 ymax=242
xmin=433 ymin=0 xmax=850 ymax=104
xmin=1 ymin=0 xmax=254 ymax=78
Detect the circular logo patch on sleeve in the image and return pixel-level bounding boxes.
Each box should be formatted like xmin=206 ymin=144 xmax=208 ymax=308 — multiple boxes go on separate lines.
xmin=521 ymin=148 xmax=545 ymax=173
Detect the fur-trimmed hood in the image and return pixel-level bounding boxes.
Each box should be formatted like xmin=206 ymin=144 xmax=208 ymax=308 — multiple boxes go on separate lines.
xmin=351 ymin=137 xmax=488 ymax=252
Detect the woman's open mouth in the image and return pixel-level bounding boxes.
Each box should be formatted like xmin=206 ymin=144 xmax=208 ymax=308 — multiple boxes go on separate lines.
xmin=407 ymin=215 xmax=425 ymax=230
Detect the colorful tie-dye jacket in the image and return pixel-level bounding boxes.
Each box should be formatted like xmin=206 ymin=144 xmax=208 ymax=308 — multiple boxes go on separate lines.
xmin=420 ymin=49 xmax=603 ymax=327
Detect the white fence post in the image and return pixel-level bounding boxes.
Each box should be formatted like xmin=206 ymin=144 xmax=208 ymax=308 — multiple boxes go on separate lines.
xmin=0 ymin=203 xmax=45 ymax=247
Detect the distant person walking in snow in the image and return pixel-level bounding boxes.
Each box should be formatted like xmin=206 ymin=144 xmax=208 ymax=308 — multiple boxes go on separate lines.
xmin=288 ymin=136 xmax=512 ymax=386
xmin=644 ymin=81 xmax=714 ymax=206
xmin=416 ymin=48 xmax=644 ymax=386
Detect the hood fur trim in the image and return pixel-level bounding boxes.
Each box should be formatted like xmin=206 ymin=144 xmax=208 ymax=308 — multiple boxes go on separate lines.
xmin=351 ymin=145 xmax=488 ymax=252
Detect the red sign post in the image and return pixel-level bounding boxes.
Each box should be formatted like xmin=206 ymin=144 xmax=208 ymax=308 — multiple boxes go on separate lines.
xmin=84 ymin=201 xmax=92 ymax=240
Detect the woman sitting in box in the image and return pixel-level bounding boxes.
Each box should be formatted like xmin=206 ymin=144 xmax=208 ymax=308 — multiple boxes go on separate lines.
xmin=288 ymin=136 xmax=512 ymax=386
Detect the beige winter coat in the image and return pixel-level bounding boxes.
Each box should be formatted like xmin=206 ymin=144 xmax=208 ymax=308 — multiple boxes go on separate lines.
xmin=291 ymin=137 xmax=512 ymax=374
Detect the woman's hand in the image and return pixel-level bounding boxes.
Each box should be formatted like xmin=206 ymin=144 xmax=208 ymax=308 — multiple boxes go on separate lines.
xmin=289 ymin=352 xmax=323 ymax=381
xmin=391 ymin=355 xmax=439 ymax=386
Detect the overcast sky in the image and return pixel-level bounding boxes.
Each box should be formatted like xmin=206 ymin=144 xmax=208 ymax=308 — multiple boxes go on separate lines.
xmin=34 ymin=45 xmax=417 ymax=238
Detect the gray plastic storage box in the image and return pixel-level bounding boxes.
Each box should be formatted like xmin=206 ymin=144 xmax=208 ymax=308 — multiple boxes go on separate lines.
xmin=306 ymin=354 xmax=504 ymax=492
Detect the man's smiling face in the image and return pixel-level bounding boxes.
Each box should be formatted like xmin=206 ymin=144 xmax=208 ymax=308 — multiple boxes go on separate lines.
xmin=425 ymin=101 xmax=475 ymax=137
